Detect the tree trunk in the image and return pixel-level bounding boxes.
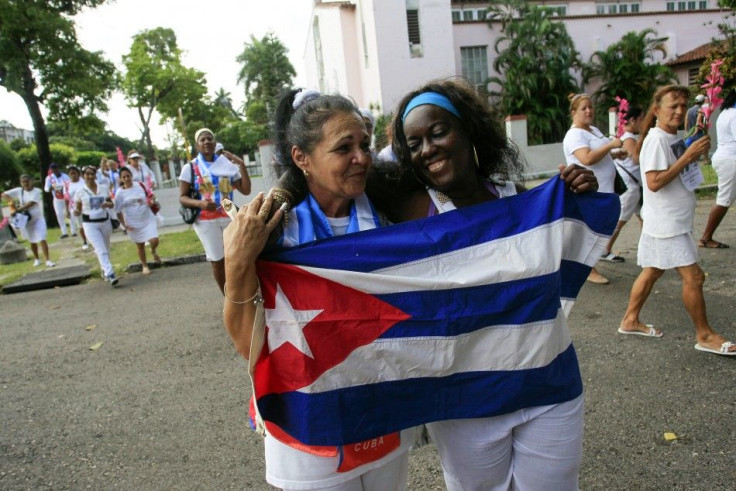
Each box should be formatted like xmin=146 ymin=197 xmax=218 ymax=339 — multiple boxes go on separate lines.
xmin=21 ymin=66 xmax=55 ymax=226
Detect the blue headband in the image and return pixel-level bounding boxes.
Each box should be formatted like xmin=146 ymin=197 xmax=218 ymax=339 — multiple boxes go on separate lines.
xmin=402 ymin=92 xmax=462 ymax=123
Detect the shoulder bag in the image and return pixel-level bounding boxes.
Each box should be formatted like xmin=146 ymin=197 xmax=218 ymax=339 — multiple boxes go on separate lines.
xmin=179 ymin=163 xmax=201 ymax=224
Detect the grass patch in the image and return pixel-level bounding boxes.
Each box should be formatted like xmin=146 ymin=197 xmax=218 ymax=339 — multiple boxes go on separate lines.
xmin=0 ymin=227 xmax=203 ymax=288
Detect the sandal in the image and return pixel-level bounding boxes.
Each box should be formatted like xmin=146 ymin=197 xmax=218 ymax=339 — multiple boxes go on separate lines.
xmin=698 ymin=240 xmax=729 ymax=249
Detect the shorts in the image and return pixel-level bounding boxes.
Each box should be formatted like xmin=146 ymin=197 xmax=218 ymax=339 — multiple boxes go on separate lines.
xmin=712 ymin=157 xmax=736 ymax=207
xmin=192 ymin=217 xmax=230 ymax=261
xmin=24 ymin=217 xmax=48 ymax=243
xmin=637 ymin=232 xmax=698 ymax=270
xmin=618 ymin=172 xmax=641 ymax=221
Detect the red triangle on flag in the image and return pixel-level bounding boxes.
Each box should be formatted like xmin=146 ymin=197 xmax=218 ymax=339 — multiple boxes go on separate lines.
xmin=254 ymin=261 xmax=410 ymax=395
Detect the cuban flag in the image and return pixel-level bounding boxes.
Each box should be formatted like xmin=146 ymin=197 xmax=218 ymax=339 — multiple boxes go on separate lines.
xmin=252 ymin=177 xmax=619 ymax=447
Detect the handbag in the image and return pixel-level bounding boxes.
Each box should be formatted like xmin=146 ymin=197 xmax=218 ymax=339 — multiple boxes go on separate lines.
xmin=179 ymin=162 xmax=201 ymax=224
xmin=613 ymin=169 xmax=628 ymax=196
xmin=139 ymin=182 xmax=160 ymax=214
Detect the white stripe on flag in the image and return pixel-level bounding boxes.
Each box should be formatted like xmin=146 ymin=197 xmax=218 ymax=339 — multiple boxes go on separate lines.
xmin=300 ymin=309 xmax=571 ymax=394
xmin=300 ymin=218 xmax=607 ymax=295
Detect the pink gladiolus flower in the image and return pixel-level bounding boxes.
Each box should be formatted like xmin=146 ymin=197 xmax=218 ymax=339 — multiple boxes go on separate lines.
xmin=615 ymin=96 xmax=629 ymax=137
xmin=698 ymin=58 xmax=725 ymax=131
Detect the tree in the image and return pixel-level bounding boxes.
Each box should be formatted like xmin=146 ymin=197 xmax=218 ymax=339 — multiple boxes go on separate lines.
xmin=214 ymin=87 xmax=240 ymax=118
xmin=487 ymin=4 xmax=582 ymax=144
xmin=0 ymin=0 xmax=117 ymax=220
xmin=583 ymin=29 xmax=676 ymax=122
xmin=122 ymin=27 xmax=208 ymax=162
xmin=0 ymin=140 xmax=23 ymax=189
xmin=236 ymin=32 xmax=296 ymax=114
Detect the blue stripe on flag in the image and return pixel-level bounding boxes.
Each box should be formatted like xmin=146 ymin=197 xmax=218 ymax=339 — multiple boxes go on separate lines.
xmin=257 ymin=344 xmax=583 ymax=446
xmin=262 ymin=177 xmax=618 ymax=273
xmin=376 ymin=272 xmax=561 ymax=338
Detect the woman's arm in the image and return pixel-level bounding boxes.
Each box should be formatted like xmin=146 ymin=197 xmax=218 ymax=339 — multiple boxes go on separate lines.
xmin=621 ymin=138 xmax=639 ymax=165
xmin=572 ymin=137 xmax=622 ymax=166
xmin=646 ymin=135 xmax=710 ymax=192
xmin=223 ymin=150 xmax=252 ymax=196
xmin=223 ymin=193 xmax=284 ymax=359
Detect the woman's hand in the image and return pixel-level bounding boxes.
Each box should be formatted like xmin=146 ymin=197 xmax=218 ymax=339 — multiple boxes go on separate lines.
xmin=223 ymin=192 xmax=286 ymax=270
xmin=222 ymin=150 xmax=244 ymax=165
xmin=559 ymin=164 xmax=599 ymax=193
xmin=684 ymin=135 xmax=710 ymax=162
xmin=201 ymin=199 xmax=218 ymax=212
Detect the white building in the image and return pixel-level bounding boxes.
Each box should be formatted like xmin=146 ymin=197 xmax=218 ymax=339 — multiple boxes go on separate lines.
xmin=0 ymin=120 xmax=35 ymax=145
xmin=304 ymin=0 xmax=728 ymax=115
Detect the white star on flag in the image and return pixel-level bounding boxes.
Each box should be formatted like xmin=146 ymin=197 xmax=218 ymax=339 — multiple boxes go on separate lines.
xmin=265 ymin=284 xmax=323 ymax=358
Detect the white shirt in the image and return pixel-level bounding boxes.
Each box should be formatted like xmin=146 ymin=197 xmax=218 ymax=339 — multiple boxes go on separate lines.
xmin=615 ymin=131 xmax=640 ymax=178
xmin=67 ymin=179 xmax=85 ymax=204
xmin=5 ymin=187 xmax=43 ymax=220
xmin=113 ymin=184 xmax=153 ymax=228
xmin=563 ymin=126 xmax=617 ymax=193
xmin=74 ymin=184 xmax=111 ymax=220
xmin=640 ymin=127 xmax=695 ymax=237
xmin=44 ymin=172 xmax=70 ymax=200
xmin=712 ymin=107 xmax=736 ymax=160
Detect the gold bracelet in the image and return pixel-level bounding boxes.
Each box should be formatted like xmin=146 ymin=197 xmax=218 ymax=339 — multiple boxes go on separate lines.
xmin=224 ymin=280 xmax=263 ymax=305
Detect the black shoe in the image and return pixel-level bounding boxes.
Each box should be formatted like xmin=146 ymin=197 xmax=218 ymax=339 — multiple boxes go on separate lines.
xmin=59 ymin=234 xmax=69 ymax=239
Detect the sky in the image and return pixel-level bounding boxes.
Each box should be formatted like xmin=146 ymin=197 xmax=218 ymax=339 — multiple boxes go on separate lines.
xmin=0 ymin=0 xmax=313 ymax=147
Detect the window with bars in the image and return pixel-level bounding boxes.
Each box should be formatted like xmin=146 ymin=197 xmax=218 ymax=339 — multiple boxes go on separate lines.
xmin=451 ymin=10 xmax=461 ymax=22
xmin=699 ymin=0 xmax=707 ymax=8
xmin=406 ymin=1 xmax=422 ymax=58
xmin=688 ymin=68 xmax=700 ymax=85
xmin=461 ymin=46 xmax=489 ymax=90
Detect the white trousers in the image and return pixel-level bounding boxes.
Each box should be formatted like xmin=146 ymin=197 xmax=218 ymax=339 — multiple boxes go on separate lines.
xmin=427 ymin=395 xmax=584 ymax=491
xmin=83 ymin=220 xmax=113 ymax=276
xmin=68 ymin=204 xmax=81 ymax=235
xmin=282 ymin=452 xmax=409 ymax=491
xmin=53 ymin=197 xmax=68 ymax=235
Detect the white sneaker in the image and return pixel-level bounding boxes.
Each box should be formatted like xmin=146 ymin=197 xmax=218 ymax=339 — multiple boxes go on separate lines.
xmin=33 ymin=259 xmax=41 ymax=267
xmin=82 ymin=243 xmax=90 ymax=251
xmin=45 ymin=260 xmax=56 ymax=267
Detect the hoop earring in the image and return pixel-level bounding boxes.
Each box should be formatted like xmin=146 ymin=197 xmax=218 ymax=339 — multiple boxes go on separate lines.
xmin=472 ymin=145 xmax=480 ymax=169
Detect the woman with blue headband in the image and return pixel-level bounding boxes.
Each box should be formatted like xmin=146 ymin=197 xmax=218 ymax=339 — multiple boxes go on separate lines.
xmin=384 ymin=79 xmax=597 ymax=490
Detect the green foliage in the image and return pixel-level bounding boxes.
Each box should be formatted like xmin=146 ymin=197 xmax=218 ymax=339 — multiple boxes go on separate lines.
xmin=237 ymin=32 xmax=296 ymax=114
xmin=216 ymin=120 xmax=269 ymax=156
xmin=246 ymin=101 xmax=269 ymax=125
xmin=8 ymin=138 xmax=29 ymax=152
xmin=49 ymin=136 xmax=96 ymax=152
xmin=76 ymin=151 xmax=107 ymax=169
xmin=121 ymin=27 xmax=208 ymax=160
xmin=374 ymin=113 xmax=393 ymax=151
xmin=0 ymin=140 xmax=23 ymax=189
xmin=49 ymin=143 xmax=76 ymax=166
xmin=695 ymin=13 xmax=736 ymax=90
xmin=0 ymin=0 xmax=117 ymax=181
xmin=583 ymin=29 xmax=676 ymax=123
xmin=488 ymin=4 xmax=582 ymax=144
xmin=16 ymin=146 xmax=40 ymax=177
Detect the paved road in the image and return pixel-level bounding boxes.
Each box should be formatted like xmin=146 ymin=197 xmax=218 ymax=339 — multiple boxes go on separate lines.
xmin=1 ymin=195 xmax=734 ymax=490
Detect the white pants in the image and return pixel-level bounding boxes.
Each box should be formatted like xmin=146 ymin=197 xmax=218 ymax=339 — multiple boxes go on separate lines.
xmin=68 ymin=204 xmax=81 ymax=235
xmin=53 ymin=197 xmax=68 ymax=235
xmin=83 ymin=220 xmax=113 ymax=276
xmin=427 ymin=395 xmax=584 ymax=491
xmin=281 ymin=452 xmax=409 ymax=491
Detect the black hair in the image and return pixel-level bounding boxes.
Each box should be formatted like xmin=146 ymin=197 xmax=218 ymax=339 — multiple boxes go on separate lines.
xmin=272 ymin=89 xmax=362 ymax=205
xmin=723 ymin=88 xmax=736 ymax=110
xmin=390 ymin=78 xmax=525 ymax=188
xmin=624 ymin=105 xmax=644 ymax=122
xmin=119 ymin=166 xmax=133 ymax=177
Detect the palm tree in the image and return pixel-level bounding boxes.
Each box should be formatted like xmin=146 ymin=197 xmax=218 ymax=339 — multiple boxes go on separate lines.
xmin=214 ymin=88 xmax=240 ymax=118
xmin=583 ymin=29 xmax=676 ymax=119
xmin=236 ymin=32 xmax=296 ymax=115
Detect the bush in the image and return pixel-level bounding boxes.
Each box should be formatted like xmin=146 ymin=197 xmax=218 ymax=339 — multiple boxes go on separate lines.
xmin=16 ymin=145 xmax=40 ymax=178
xmin=0 ymin=141 xmax=23 ymax=190
xmin=49 ymin=143 xmax=76 ymax=166
xmin=76 ymin=151 xmax=108 ymax=169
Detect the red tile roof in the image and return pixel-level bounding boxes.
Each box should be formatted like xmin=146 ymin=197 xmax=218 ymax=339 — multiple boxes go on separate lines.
xmin=666 ymin=42 xmax=723 ymax=67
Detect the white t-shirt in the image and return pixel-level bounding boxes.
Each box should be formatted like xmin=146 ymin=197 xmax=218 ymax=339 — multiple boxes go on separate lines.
xmin=563 ymin=126 xmax=617 ymax=193
xmin=126 ymin=163 xmax=154 ymax=190
xmin=74 ymin=184 xmax=111 ymax=221
xmin=712 ymin=107 xmax=736 ymax=160
xmin=639 ymin=127 xmax=695 ymax=237
xmin=114 ymin=184 xmax=153 ymax=228
xmin=67 ymin=179 xmax=85 ymax=204
xmin=44 ymin=172 xmax=70 ymax=200
xmin=615 ymin=131 xmax=640 ymax=178
xmin=5 ymin=187 xmax=43 ymax=220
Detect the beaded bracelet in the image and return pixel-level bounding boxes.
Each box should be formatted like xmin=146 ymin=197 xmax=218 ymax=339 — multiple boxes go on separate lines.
xmin=224 ymin=280 xmax=264 ymax=305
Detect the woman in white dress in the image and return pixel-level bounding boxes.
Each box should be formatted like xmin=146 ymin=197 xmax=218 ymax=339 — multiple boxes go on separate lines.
xmin=563 ymin=93 xmax=626 ymax=284
xmin=2 ymin=174 xmax=55 ymax=267
xmin=114 ymin=166 xmax=161 ymax=275
xmin=74 ymin=166 xmax=118 ymax=286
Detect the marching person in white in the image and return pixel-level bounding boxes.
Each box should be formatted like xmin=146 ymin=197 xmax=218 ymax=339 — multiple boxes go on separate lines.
xmin=74 ymin=166 xmax=119 ymax=286
xmin=43 ymin=162 xmax=71 ymax=238
xmin=126 ymin=150 xmax=155 ymax=192
xmin=2 ymin=174 xmax=55 ymax=267
xmin=603 ymin=105 xmax=645 ymax=262
xmin=179 ymin=128 xmax=250 ymax=293
xmin=65 ymin=166 xmax=89 ymax=250
xmin=619 ymin=85 xmax=736 ymax=355
xmin=114 ymin=166 xmax=161 ymax=275
xmin=563 ymin=93 xmax=627 ymax=284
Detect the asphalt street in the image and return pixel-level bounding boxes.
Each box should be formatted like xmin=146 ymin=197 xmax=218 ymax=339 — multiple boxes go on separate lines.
xmin=1 ymin=195 xmax=734 ymax=490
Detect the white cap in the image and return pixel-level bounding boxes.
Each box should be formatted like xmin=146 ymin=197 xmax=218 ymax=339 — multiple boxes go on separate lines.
xmin=215 ymin=143 xmax=224 ymax=153
xmin=695 ymin=94 xmax=706 ymax=103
